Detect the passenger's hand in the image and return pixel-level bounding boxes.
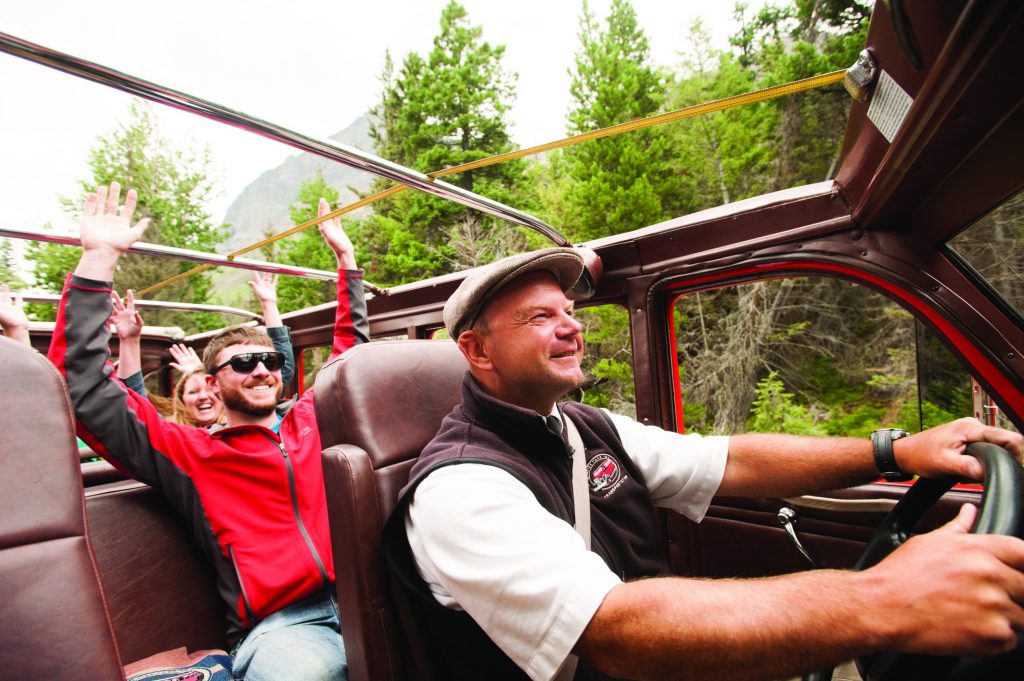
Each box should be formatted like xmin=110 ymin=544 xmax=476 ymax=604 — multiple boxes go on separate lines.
xmin=109 ymin=290 xmax=143 ymax=340
xmin=896 ymin=417 xmax=1024 ymax=481
xmin=248 ymin=271 xmax=278 ymax=305
xmin=317 ymin=198 xmax=357 ymax=270
xmin=0 ymin=283 xmax=30 ymax=346
xmin=75 ymin=182 xmax=151 ymax=281
xmin=168 ymin=343 xmax=203 ymax=374
xmin=867 ymin=504 xmax=1024 ymax=656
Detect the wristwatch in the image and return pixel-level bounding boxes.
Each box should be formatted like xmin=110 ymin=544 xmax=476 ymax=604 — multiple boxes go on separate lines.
xmin=871 ymin=428 xmax=912 ymax=482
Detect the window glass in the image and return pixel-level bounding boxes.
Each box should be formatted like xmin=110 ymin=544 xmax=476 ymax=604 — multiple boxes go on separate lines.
xmin=948 ymin=188 xmax=1024 ymax=318
xmin=565 ymin=304 xmax=635 ymax=419
xmin=672 ymin=277 xmax=1004 ymax=436
xmin=300 ymin=346 xmax=330 ymax=393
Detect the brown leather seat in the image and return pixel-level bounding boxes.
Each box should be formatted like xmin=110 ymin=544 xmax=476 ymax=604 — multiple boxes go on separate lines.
xmin=315 ymin=339 xmax=467 ymax=681
xmin=0 ymin=335 xmax=124 ymax=679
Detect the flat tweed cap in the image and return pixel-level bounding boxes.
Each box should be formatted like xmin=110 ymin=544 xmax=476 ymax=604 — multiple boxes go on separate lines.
xmin=444 ymin=247 xmax=585 ymax=339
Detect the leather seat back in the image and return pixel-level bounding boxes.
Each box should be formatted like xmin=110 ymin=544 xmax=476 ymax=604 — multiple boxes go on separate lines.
xmin=315 ymin=340 xmax=467 ymax=681
xmin=0 ymin=335 xmax=124 ymax=679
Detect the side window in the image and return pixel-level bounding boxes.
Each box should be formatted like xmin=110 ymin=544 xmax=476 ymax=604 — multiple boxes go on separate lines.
xmin=567 ymin=304 xmax=636 ymax=419
xmin=300 ymin=346 xmax=331 ymax=394
xmin=948 ymin=187 xmax=1024 ymax=318
xmin=672 ymin=277 xmax=999 ymax=436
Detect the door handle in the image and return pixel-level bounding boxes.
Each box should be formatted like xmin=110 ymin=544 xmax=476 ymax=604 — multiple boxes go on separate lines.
xmin=777 ymin=506 xmax=820 ymax=568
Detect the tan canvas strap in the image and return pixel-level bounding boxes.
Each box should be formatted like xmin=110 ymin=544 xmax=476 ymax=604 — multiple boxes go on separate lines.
xmin=553 ymin=413 xmax=590 ymax=681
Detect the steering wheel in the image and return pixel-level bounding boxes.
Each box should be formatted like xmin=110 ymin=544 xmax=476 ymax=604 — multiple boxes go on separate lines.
xmin=809 ymin=442 xmax=1024 ymax=681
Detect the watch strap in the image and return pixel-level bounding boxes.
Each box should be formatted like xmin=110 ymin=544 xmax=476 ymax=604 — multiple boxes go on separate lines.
xmin=871 ymin=428 xmax=912 ymax=482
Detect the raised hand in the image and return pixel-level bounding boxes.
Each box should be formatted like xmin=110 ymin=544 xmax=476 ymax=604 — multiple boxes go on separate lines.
xmin=0 ymin=283 xmax=30 ymax=346
xmin=109 ymin=289 xmax=143 ymax=340
xmin=248 ymin=271 xmax=279 ymax=305
xmin=76 ymin=182 xmax=151 ymax=281
xmin=318 ymin=198 xmax=357 ymax=270
xmin=168 ymin=343 xmax=203 ymax=374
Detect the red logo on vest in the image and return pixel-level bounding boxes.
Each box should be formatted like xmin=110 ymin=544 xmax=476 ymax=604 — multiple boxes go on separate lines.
xmin=587 ymin=453 xmax=622 ymax=493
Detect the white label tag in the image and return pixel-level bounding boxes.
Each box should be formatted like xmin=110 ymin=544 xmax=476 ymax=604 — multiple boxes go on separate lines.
xmin=867 ymin=70 xmax=914 ymax=143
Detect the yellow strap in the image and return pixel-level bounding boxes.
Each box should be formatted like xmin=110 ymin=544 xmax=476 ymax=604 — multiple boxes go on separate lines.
xmin=137 ymin=69 xmax=845 ymax=297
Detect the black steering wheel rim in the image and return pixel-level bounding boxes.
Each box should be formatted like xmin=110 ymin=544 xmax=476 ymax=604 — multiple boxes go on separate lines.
xmin=852 ymin=442 xmax=1024 ymax=681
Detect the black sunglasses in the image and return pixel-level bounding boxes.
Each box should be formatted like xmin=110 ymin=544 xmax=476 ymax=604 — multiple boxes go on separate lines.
xmin=211 ymin=351 xmax=286 ymax=375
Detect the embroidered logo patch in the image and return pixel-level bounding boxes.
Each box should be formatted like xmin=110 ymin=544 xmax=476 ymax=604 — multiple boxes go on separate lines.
xmin=587 ymin=453 xmax=622 ymax=493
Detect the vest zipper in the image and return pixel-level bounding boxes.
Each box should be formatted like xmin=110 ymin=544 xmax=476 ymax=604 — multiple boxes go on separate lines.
xmin=228 ymin=543 xmax=256 ymax=627
xmin=263 ymin=432 xmax=331 ymax=587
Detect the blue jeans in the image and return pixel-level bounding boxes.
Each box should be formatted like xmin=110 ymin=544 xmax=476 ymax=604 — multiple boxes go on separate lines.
xmin=231 ymin=589 xmax=348 ymax=681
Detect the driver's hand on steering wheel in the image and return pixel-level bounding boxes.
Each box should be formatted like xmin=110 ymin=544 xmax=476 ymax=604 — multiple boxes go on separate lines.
xmin=865 ymin=503 xmax=1024 ymax=657
xmin=893 ymin=417 xmax=1024 ymax=482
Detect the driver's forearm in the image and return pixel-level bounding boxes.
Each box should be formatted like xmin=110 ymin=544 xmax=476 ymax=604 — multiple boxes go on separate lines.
xmin=577 ymin=569 xmax=881 ymax=681
xmin=717 ymin=433 xmax=878 ymax=498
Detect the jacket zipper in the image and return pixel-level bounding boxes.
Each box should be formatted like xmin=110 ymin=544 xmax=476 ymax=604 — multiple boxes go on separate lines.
xmin=228 ymin=544 xmax=256 ymax=627
xmin=262 ymin=432 xmax=331 ymax=587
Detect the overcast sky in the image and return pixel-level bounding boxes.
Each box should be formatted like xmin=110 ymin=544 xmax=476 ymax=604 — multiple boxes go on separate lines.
xmin=1 ymin=0 xmax=759 ymax=241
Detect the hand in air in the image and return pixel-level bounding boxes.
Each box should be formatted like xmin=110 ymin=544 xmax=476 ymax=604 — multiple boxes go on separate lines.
xmin=317 ymin=198 xmax=357 ymax=269
xmin=248 ymin=271 xmax=279 ymax=305
xmin=0 ymin=283 xmax=28 ymax=330
xmin=109 ymin=290 xmax=143 ymax=340
xmin=79 ymin=182 xmax=151 ymax=255
xmin=168 ymin=343 xmax=204 ymax=374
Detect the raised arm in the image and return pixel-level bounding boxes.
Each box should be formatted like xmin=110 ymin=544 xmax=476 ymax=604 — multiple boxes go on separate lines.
xmin=0 ymin=283 xmax=31 ymax=347
xmin=319 ymin=198 xmax=369 ymax=361
xmin=111 ymin=289 xmax=146 ymax=396
xmin=48 ymin=182 xmax=192 ymax=485
xmin=248 ymin=271 xmax=295 ymax=387
xmin=167 ymin=343 xmax=203 ymax=374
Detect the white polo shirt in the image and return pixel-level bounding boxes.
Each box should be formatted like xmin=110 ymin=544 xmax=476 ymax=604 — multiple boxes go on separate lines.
xmin=405 ymin=410 xmax=729 ymax=681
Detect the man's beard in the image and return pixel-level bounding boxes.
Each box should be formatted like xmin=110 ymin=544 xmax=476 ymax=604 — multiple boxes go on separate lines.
xmin=219 ymin=381 xmax=283 ymax=418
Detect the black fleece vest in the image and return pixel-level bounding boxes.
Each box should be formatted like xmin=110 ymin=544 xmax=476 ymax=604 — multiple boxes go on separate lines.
xmin=384 ymin=375 xmax=668 ymax=681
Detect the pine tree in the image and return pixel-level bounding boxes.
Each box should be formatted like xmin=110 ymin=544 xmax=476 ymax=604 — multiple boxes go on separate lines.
xmin=29 ymin=101 xmax=226 ymax=330
xmin=271 ymin=173 xmax=349 ymax=312
xmin=363 ymin=0 xmax=534 ymax=283
xmin=560 ymin=0 xmax=673 ymax=241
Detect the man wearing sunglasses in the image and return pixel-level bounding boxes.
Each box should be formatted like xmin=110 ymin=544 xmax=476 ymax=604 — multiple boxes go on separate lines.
xmin=49 ymin=182 xmax=369 ymax=681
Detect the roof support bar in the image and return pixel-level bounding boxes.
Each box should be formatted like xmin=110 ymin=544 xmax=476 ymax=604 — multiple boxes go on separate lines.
xmin=0 ymin=225 xmax=341 ymax=283
xmin=20 ymin=293 xmax=264 ymax=321
xmin=0 ymin=31 xmax=569 ymax=246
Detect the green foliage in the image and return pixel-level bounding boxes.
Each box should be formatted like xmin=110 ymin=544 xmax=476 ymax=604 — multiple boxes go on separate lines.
xmin=559 ymin=0 xmax=673 ymax=240
xmin=0 ymin=239 xmax=23 ymax=285
xmin=568 ymin=304 xmax=635 ymax=418
xmin=29 ymin=101 xmax=226 ymax=331
xmin=270 ymin=173 xmax=345 ymax=312
xmin=363 ymin=1 xmax=535 ymax=282
xmin=747 ymin=371 xmax=826 ymax=435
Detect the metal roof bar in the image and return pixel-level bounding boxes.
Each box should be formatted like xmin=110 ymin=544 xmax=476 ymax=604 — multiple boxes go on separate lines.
xmin=1 ymin=224 xmax=340 ymax=282
xmin=0 ymin=30 xmax=570 ymax=247
xmin=21 ymin=292 xmax=263 ymax=321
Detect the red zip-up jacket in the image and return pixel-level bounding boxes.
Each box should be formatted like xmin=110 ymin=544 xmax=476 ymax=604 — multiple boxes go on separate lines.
xmin=49 ymin=270 xmax=369 ymax=644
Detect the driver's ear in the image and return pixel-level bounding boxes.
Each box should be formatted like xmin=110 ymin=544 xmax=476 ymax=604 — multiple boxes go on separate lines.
xmin=458 ymin=329 xmax=494 ymax=372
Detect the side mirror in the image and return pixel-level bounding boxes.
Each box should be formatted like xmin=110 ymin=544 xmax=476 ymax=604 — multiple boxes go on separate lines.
xmin=570 ymin=248 xmax=603 ymax=300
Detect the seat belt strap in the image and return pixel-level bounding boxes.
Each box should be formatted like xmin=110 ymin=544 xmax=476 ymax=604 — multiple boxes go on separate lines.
xmin=565 ymin=414 xmax=591 ymax=550
xmin=554 ymin=413 xmax=590 ymax=681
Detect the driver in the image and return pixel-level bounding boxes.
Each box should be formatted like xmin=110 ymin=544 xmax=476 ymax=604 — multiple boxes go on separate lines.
xmin=387 ymin=247 xmax=1024 ymax=681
